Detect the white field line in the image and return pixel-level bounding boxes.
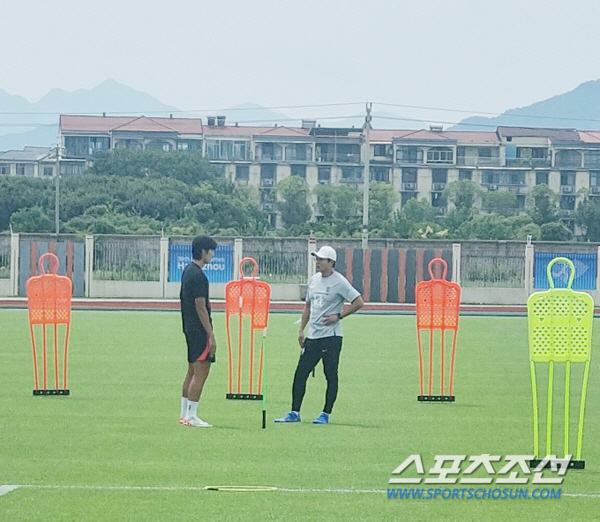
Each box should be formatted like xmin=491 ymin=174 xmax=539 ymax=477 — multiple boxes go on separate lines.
xmin=2 ymin=484 xmax=600 ymax=498
xmin=0 ymin=485 xmax=19 ymax=497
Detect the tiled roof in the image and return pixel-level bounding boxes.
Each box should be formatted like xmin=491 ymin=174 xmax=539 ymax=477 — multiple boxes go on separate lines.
xmin=203 ymin=125 xmax=310 ymax=137
xmin=60 ymin=115 xmax=203 ymax=134
xmin=579 ymin=131 xmax=600 ymax=144
xmin=0 ymin=147 xmax=53 ymax=161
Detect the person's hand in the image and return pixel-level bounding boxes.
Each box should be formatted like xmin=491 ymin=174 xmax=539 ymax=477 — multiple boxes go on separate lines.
xmin=298 ymin=330 xmax=305 ymax=349
xmin=208 ymin=333 xmax=216 ymax=354
xmin=323 ymin=313 xmax=340 ymax=325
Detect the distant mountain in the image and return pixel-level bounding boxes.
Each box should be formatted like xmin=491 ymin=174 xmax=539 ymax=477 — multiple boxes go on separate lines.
xmin=451 ymin=79 xmax=600 ymax=131
xmin=0 ymin=79 xmax=179 ymax=150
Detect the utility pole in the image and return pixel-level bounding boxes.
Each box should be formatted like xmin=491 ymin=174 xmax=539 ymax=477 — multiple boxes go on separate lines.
xmin=55 ymin=145 xmax=60 ymax=235
xmin=362 ymin=102 xmax=372 ymax=250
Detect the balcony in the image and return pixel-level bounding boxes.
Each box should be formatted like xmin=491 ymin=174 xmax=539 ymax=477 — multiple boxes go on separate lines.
xmin=505 ymin=157 xmax=551 ymax=168
xmin=457 ymin=156 xmax=501 ymax=167
xmin=336 ymin=152 xmax=361 ymax=164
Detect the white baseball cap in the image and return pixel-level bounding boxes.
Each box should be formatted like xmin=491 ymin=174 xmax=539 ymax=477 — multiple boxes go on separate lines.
xmin=311 ymin=246 xmax=337 ymax=262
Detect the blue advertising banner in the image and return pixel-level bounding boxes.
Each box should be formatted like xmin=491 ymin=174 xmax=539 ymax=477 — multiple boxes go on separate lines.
xmin=169 ymin=244 xmax=233 ymax=283
xmin=534 ymin=253 xmax=597 ymax=290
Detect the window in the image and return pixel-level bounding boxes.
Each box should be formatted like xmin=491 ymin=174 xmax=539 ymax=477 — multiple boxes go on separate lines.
xmin=257 ymin=143 xmax=282 ymax=161
xmin=373 ymin=144 xmax=388 ymax=157
xmin=261 ymin=164 xmax=277 ymax=180
xmin=478 ymin=148 xmax=492 ymax=158
xmin=236 ymin=165 xmax=249 ymax=180
xmin=536 ymin=172 xmax=549 ymax=185
xmin=60 ymin=163 xmax=85 ymax=175
xmin=431 ymin=192 xmax=445 ymax=208
xmin=291 ymin=164 xmax=306 ymax=178
xmin=43 ymin=167 xmax=54 ymax=177
xmin=318 ymin=167 xmax=331 ymax=183
xmin=316 ymin=144 xmax=335 ymax=163
xmin=561 ymin=171 xmax=576 ymax=186
xmin=401 ymin=192 xmax=417 ymax=205
xmin=507 ymin=171 xmax=525 ymax=185
xmin=286 ymin=144 xmax=310 ymax=161
xmin=341 ymin=166 xmax=362 ymax=181
xmin=585 ymin=150 xmax=600 ymax=167
xmin=210 ymin=164 xmax=225 ymax=177
xmin=0 ymin=165 xmax=9 ymax=175
xmin=482 ymin=170 xmax=499 ymax=184
xmin=591 ymin=170 xmax=600 ymax=186
xmin=517 ymin=195 xmax=526 ymax=210
xmin=16 ymin=164 xmax=26 ymax=175
xmin=402 ymin=168 xmax=417 ymax=183
xmin=432 ymin=169 xmax=447 ymax=183
xmin=560 ymin=196 xmax=576 ymax=210
xmin=556 ymin=150 xmax=581 ymax=168
xmin=336 ymin=144 xmax=360 ymax=163
xmin=370 ymin=167 xmax=390 ymax=182
xmin=206 ymin=140 xmax=248 ymax=160
xmin=398 ymin=147 xmax=423 ymax=163
xmin=177 ymin=140 xmax=201 ymax=152
xmin=427 ymin=147 xmax=453 ymax=164
xmin=459 ymin=170 xmax=472 ymax=180
xmin=531 ymin=148 xmax=547 ymax=159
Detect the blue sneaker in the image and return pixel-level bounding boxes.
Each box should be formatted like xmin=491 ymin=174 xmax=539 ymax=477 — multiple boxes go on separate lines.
xmin=313 ymin=412 xmax=329 ymax=424
xmin=274 ymin=411 xmax=301 ymax=423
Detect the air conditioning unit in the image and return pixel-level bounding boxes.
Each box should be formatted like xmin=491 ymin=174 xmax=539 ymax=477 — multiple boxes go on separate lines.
xmin=432 ymin=183 xmax=446 ymax=191
xmin=562 ymin=209 xmax=574 ymax=216
xmin=263 ymin=203 xmax=274 ymax=211
xmin=489 ymin=184 xmax=498 ymax=191
xmin=318 ymin=180 xmax=329 ymax=185
xmin=592 ymin=186 xmax=600 ymax=194
xmin=402 ymin=182 xmax=416 ymax=190
xmin=261 ymin=179 xmax=275 ymax=186
xmin=561 ymin=186 xmax=574 ymax=194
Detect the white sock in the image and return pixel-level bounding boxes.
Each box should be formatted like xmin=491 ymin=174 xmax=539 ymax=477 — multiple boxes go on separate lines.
xmin=180 ymin=397 xmax=188 ymax=418
xmin=187 ymin=400 xmax=199 ymax=419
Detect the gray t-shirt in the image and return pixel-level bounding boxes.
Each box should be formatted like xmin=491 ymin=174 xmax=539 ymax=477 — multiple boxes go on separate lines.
xmin=306 ymin=271 xmax=361 ymax=339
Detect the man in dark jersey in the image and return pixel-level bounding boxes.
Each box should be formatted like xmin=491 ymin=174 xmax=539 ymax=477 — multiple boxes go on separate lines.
xmin=179 ymin=235 xmax=218 ymax=428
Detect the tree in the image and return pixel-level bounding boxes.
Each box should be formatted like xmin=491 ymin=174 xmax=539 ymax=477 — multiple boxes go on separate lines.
xmin=540 ymin=222 xmax=572 ymax=241
xmin=10 ymin=206 xmax=55 ymax=233
xmin=530 ymin=184 xmax=560 ymax=225
xmin=443 ymin=180 xmax=481 ymax=215
xmin=575 ymin=196 xmax=600 ymax=241
xmin=89 ymin=149 xmax=216 ymax=185
xmin=275 ymin=176 xmax=312 ymax=227
xmin=369 ymin=181 xmax=399 ymax=228
xmin=484 ymin=191 xmax=518 ymax=217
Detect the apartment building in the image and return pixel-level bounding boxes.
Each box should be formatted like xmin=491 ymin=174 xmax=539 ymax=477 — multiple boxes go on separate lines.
xmin=52 ymin=114 xmax=600 ymax=228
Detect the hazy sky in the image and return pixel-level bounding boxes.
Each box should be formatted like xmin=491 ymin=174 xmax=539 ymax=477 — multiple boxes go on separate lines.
xmin=3 ymin=0 xmax=600 ymax=124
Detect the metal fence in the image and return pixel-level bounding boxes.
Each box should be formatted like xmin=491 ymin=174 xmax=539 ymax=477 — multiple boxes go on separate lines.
xmin=93 ymin=235 xmax=161 ymax=281
xmin=0 ymin=234 xmax=9 ymax=279
xmin=460 ymin=242 xmax=526 ymax=288
xmin=243 ymin=237 xmax=308 ymax=284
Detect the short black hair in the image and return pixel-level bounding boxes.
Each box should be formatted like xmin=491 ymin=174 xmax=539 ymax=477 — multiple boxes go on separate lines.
xmin=192 ymin=235 xmax=217 ymax=260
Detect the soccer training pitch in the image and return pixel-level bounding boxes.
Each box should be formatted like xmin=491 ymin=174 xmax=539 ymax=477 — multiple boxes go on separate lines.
xmin=1 ymin=309 xmax=599 ymax=520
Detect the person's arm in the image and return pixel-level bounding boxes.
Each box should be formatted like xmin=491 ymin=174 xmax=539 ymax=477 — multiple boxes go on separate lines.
xmin=195 ymin=297 xmax=216 ymax=353
xmin=298 ymin=301 xmax=310 ymax=348
xmin=324 ymin=295 xmax=364 ymax=324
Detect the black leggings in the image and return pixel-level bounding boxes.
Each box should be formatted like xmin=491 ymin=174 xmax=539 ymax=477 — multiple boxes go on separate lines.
xmin=292 ymin=336 xmax=343 ymax=414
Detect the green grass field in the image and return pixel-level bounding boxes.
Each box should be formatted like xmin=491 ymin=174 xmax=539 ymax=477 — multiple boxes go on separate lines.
xmin=1 ymin=310 xmax=600 ymax=520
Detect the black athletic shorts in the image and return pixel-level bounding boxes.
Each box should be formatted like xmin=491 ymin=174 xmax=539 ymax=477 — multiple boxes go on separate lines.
xmin=184 ymin=330 xmax=216 ymax=363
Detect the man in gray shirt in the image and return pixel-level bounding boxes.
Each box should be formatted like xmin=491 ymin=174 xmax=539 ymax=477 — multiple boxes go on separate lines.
xmin=275 ymin=246 xmax=364 ymax=424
